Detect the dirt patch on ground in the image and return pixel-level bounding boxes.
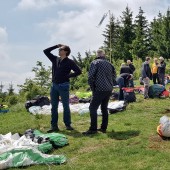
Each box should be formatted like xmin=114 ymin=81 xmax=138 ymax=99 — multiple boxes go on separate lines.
xmin=148 ymin=134 xmax=170 ymax=151
xmin=149 ymin=135 xmax=163 ymax=142
xmin=161 ymin=108 xmax=170 ymax=115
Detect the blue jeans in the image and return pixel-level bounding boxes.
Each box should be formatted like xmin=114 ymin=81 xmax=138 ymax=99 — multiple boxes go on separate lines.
xmin=116 ymin=77 xmax=125 ymax=100
xmin=50 ymin=82 xmax=71 ymax=129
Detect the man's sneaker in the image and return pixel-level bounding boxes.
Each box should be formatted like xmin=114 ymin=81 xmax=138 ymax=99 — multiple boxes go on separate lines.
xmin=97 ymin=128 xmax=106 ymax=133
xmin=66 ymin=126 xmax=74 ymax=130
xmin=82 ymin=130 xmax=97 ymax=135
xmin=47 ymin=128 xmax=60 ymax=133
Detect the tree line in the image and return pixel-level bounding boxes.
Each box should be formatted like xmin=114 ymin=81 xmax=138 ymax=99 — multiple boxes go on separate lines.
xmin=102 ymin=6 xmax=170 ymax=61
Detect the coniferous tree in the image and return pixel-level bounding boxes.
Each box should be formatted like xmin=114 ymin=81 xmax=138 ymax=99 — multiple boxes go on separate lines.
xmin=132 ymin=7 xmax=149 ymax=60
xmin=0 ymin=82 xmax=4 ymax=93
xmin=102 ymin=13 xmax=121 ymax=61
xmin=120 ymin=6 xmax=135 ymax=61
xmin=7 ymin=82 xmax=14 ymax=95
xmin=150 ymin=12 xmax=164 ymax=56
xmin=160 ymin=8 xmax=170 ymax=58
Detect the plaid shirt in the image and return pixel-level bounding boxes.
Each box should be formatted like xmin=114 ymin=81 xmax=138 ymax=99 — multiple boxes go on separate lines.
xmin=88 ymin=57 xmax=116 ymax=91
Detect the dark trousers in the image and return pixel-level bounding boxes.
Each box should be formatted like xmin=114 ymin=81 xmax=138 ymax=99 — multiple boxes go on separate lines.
xmin=116 ymin=77 xmax=125 ymax=100
xmin=129 ymin=78 xmax=134 ymax=87
xmin=89 ymin=91 xmax=112 ymax=131
xmin=50 ymin=82 xmax=71 ymax=129
xmin=152 ymin=73 xmax=158 ymax=84
xmin=158 ymin=73 xmax=165 ymax=86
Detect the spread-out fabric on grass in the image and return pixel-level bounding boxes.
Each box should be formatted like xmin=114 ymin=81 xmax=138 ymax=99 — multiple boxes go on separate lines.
xmin=0 ymin=131 xmax=67 ymax=169
xmin=28 ymin=101 xmax=126 ymax=115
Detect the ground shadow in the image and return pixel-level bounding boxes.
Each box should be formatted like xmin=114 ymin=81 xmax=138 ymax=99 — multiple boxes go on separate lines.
xmin=107 ymin=130 xmax=140 ymax=140
xmin=60 ymin=129 xmax=84 ymax=138
xmin=63 ymin=129 xmax=102 ymax=138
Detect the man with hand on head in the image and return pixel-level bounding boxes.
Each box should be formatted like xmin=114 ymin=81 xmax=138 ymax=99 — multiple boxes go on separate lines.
xmin=43 ymin=44 xmax=81 ymax=133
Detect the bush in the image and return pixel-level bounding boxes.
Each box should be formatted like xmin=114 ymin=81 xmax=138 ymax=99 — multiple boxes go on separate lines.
xmin=8 ymin=95 xmax=18 ymax=106
xmin=10 ymin=102 xmax=25 ymax=112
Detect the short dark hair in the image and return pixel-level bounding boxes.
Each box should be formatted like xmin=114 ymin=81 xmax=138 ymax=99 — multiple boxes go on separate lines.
xmin=63 ymin=45 xmax=71 ymax=56
xmin=145 ymin=56 xmax=150 ymax=61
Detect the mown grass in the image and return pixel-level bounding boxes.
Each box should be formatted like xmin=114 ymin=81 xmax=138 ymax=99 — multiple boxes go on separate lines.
xmin=1 ymin=87 xmax=170 ymax=170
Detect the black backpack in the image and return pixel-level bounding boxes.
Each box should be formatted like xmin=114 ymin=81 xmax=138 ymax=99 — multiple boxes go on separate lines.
xmin=25 ymin=95 xmax=50 ymax=111
xmin=123 ymin=88 xmax=136 ymax=103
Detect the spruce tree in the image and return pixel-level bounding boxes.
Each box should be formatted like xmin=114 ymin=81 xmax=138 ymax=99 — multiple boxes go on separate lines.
xmin=120 ymin=6 xmax=135 ymax=61
xmin=161 ymin=8 xmax=170 ymax=58
xmin=7 ymin=82 xmax=14 ymax=95
xmin=150 ymin=12 xmax=164 ymax=56
xmin=132 ymin=7 xmax=149 ymax=60
xmin=102 ymin=13 xmax=121 ymax=61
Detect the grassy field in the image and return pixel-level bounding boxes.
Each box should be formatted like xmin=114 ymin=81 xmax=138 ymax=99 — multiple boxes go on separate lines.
xmin=1 ymin=87 xmax=170 ymax=170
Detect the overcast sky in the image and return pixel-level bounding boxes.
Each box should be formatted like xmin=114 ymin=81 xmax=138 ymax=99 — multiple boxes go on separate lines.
xmin=0 ymin=0 xmax=169 ymax=92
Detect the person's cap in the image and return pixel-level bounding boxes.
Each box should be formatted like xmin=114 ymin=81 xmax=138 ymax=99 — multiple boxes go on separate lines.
xmin=159 ymin=56 xmax=164 ymax=60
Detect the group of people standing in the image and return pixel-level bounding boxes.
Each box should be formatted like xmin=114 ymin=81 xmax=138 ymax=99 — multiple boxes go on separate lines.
xmin=141 ymin=56 xmax=166 ymax=99
xmin=43 ymin=44 xmax=166 ymax=135
xmin=151 ymin=57 xmax=166 ymax=85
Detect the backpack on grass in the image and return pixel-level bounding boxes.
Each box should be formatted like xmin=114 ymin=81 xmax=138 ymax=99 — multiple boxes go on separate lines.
xmin=122 ymin=88 xmax=136 ymax=103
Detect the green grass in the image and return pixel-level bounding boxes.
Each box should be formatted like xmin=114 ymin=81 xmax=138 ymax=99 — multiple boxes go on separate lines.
xmin=1 ymin=89 xmax=170 ymax=170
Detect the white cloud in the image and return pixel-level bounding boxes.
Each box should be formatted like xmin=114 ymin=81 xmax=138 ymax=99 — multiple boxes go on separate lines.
xmin=17 ymin=0 xmax=57 ymax=10
xmin=39 ymin=9 xmax=107 ymax=56
xmin=0 ymin=49 xmax=9 ymax=61
xmin=0 ymin=71 xmax=34 ymax=93
xmin=0 ymin=27 xmax=9 ymax=61
xmin=0 ymin=27 xmax=8 ymax=44
xmin=58 ymin=0 xmax=100 ymax=8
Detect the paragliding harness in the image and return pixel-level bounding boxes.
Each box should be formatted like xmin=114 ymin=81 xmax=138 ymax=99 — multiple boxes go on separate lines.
xmin=148 ymin=84 xmax=165 ymax=98
xmin=25 ymin=95 xmax=50 ymax=111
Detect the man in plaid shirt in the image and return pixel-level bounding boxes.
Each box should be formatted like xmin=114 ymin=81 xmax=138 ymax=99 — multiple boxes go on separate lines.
xmin=83 ymin=49 xmax=116 ymax=135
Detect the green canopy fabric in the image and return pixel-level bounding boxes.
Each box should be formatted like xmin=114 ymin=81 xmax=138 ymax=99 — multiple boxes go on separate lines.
xmin=0 ymin=147 xmax=66 ymax=169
